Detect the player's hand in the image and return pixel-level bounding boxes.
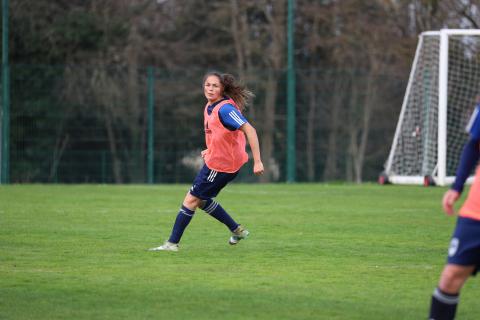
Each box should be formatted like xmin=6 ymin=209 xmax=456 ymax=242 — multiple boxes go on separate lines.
xmin=253 ymin=161 xmax=264 ymax=176
xmin=442 ymin=189 xmax=460 ymax=216
xmin=201 ymin=149 xmax=208 ymax=158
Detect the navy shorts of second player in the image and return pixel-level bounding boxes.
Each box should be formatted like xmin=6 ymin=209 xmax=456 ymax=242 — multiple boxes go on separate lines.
xmin=189 ymin=164 xmax=239 ymax=200
xmin=447 ymin=216 xmax=480 ymax=275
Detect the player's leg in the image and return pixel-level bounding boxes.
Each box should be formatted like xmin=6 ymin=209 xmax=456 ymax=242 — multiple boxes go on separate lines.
xmin=201 ymin=197 xmax=249 ymax=244
xmin=191 ymin=166 xmax=240 ymax=230
xmin=429 ymin=264 xmax=475 ymax=320
xmin=149 ymin=193 xmax=202 ymax=252
xmin=429 ymin=216 xmax=480 ymax=319
xmin=149 ymin=166 xmax=210 ymax=252
xmin=168 ymin=192 xmax=203 ymax=242
xmin=201 ymin=198 xmax=238 ymax=231
xmin=192 ymin=166 xmax=249 ymax=244
xmin=438 ymin=264 xmax=475 ymax=293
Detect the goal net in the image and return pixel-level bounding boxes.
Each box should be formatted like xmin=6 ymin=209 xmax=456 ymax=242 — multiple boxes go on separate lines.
xmin=383 ymin=29 xmax=480 ymax=186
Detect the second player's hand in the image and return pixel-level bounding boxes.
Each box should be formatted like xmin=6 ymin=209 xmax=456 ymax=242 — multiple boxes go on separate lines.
xmin=442 ymin=189 xmax=460 ymax=216
xmin=253 ymin=161 xmax=264 ymax=176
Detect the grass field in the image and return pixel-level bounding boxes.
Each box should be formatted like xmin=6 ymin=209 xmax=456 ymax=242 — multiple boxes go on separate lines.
xmin=1 ymin=183 xmax=479 ymax=319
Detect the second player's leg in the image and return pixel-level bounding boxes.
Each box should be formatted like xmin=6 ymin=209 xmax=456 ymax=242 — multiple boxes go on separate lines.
xmin=438 ymin=264 xmax=475 ymax=293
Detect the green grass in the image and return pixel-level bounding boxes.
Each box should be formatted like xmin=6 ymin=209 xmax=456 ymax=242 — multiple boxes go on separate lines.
xmin=1 ymin=184 xmax=479 ymax=319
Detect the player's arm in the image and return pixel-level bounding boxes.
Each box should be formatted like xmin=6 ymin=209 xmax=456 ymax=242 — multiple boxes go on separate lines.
xmin=451 ymin=139 xmax=480 ymax=194
xmin=444 ymin=139 xmax=479 ymax=215
xmin=239 ymin=123 xmax=264 ymax=176
xmin=218 ymin=104 xmax=264 ymax=176
xmin=444 ymin=106 xmax=480 ymax=215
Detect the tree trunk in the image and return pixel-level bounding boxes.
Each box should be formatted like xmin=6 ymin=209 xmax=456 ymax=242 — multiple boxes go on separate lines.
xmin=257 ymin=1 xmax=285 ymax=182
xmin=230 ymin=0 xmax=245 ymax=80
xmin=353 ymin=73 xmax=375 ymax=183
xmin=105 ymin=114 xmax=123 ymax=183
xmin=259 ymin=70 xmax=277 ymax=182
xmin=126 ymin=24 xmax=144 ymax=183
xmin=229 ymin=0 xmax=257 ymax=131
xmin=323 ymin=72 xmax=345 ymax=181
xmin=346 ymin=74 xmax=359 ymax=182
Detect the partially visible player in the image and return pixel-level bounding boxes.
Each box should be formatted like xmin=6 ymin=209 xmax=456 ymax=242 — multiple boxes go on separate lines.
xmin=149 ymin=71 xmax=264 ymax=252
xmin=429 ymin=99 xmax=480 ymax=319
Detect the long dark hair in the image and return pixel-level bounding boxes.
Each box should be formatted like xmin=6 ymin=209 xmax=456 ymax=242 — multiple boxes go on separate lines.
xmin=203 ymin=71 xmax=254 ymax=112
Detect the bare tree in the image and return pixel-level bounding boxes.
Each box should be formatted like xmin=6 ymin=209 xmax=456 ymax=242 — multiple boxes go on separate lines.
xmin=258 ymin=1 xmax=286 ymax=182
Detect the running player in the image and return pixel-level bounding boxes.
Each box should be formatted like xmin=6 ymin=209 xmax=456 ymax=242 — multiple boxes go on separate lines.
xmin=429 ymin=100 xmax=480 ymax=319
xmin=149 ymin=71 xmax=264 ymax=252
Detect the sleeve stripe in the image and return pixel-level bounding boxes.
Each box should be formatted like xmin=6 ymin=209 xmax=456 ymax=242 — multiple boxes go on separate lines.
xmin=229 ymin=111 xmax=245 ymax=126
xmin=466 ymin=107 xmax=479 ymax=133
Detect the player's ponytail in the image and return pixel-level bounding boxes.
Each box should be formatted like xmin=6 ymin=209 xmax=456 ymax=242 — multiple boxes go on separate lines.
xmin=220 ymin=73 xmax=254 ymax=112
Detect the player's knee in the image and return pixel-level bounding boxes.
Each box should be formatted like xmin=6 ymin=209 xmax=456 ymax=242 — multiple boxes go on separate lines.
xmin=198 ymin=199 xmax=209 ymax=210
xmin=439 ymin=266 xmax=469 ymax=293
xmin=198 ymin=198 xmax=213 ymax=210
xmin=183 ymin=193 xmax=203 ymax=210
xmin=441 ymin=268 xmax=457 ymax=286
xmin=200 ymin=198 xmax=220 ymax=214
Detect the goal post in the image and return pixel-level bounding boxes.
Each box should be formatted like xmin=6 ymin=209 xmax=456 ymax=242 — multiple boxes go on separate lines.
xmin=382 ymin=29 xmax=480 ymax=186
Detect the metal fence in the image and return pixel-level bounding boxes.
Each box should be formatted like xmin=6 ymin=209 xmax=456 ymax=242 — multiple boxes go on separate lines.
xmin=4 ymin=64 xmax=405 ymax=183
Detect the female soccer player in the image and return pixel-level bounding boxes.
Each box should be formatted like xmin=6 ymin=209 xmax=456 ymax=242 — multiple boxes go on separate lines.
xmin=429 ymin=101 xmax=480 ymax=319
xmin=149 ymin=71 xmax=264 ymax=252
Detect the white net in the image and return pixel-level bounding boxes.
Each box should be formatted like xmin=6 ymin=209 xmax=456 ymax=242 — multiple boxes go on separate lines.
xmin=388 ymin=34 xmax=440 ymax=177
xmin=446 ymin=35 xmax=480 ymax=175
xmin=385 ymin=31 xmax=480 ymax=183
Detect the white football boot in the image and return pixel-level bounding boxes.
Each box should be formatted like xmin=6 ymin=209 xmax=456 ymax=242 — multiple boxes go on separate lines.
xmin=229 ymin=225 xmax=249 ymax=245
xmin=149 ymin=241 xmax=179 ymax=252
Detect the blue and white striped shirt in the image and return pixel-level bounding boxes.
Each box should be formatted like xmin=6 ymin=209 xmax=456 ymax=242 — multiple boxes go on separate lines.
xmin=466 ymin=104 xmax=480 ymax=140
xmin=207 ymin=98 xmax=248 ymax=131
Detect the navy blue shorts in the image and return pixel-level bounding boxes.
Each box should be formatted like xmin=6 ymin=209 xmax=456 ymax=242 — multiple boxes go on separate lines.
xmin=447 ymin=217 xmax=480 ymax=274
xmin=189 ymin=164 xmax=239 ymax=200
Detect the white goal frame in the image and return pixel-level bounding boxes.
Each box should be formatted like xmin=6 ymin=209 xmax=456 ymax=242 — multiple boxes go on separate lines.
xmin=384 ymin=29 xmax=480 ymax=186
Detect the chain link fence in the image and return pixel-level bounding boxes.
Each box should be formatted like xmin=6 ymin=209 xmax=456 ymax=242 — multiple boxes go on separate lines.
xmin=6 ymin=64 xmax=405 ymax=183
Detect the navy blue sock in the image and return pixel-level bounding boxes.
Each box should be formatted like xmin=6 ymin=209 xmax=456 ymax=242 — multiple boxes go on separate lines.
xmin=429 ymin=288 xmax=459 ymax=320
xmin=168 ymin=205 xmax=194 ymax=244
xmin=202 ymin=199 xmax=239 ymax=231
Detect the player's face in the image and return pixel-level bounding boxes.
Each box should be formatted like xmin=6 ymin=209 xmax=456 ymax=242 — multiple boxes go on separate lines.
xmin=204 ymin=75 xmax=223 ymax=104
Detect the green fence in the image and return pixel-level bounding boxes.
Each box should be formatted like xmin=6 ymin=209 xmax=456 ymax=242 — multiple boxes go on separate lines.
xmin=4 ymin=64 xmax=405 ymax=183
